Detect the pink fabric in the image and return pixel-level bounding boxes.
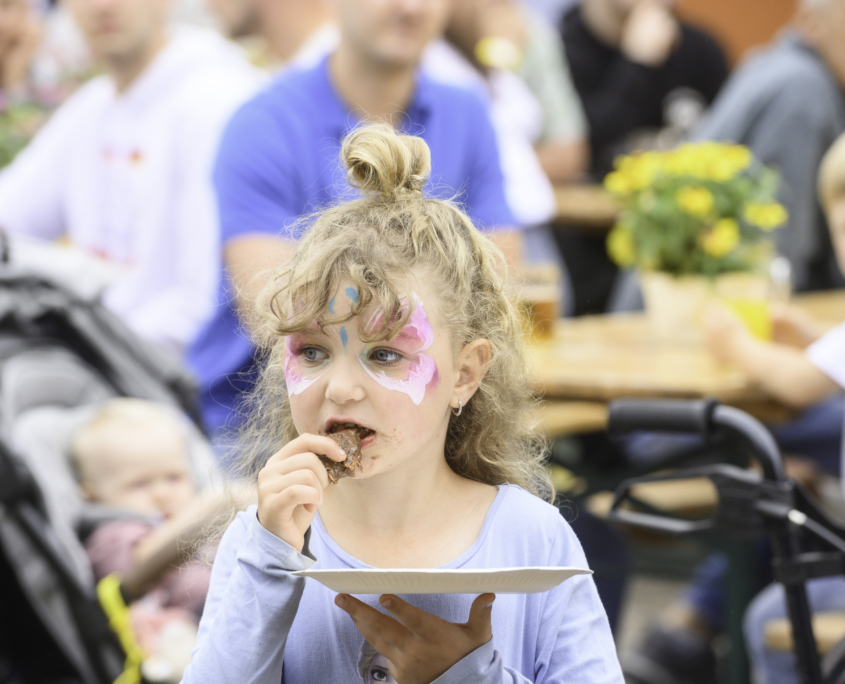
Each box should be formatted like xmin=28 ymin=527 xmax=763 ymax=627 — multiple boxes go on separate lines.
xmin=130 ymin=603 xmax=197 ymax=655
xmin=85 ymin=519 xmax=212 ymax=616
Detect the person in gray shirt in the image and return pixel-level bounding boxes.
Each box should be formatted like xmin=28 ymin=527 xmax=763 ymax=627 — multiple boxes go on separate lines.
xmin=695 ymin=0 xmax=845 ymax=292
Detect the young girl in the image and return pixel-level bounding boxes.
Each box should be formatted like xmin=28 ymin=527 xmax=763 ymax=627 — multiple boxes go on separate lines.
xmin=182 ymin=124 xmax=622 ymax=684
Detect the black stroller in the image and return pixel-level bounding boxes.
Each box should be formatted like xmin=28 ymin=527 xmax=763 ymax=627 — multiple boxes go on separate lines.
xmin=606 ymin=398 xmax=845 ymax=684
xmin=0 ymin=235 xmax=222 ymax=684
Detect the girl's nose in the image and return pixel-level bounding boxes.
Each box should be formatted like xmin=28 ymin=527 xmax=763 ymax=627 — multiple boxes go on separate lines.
xmin=324 ymin=360 xmax=366 ymax=405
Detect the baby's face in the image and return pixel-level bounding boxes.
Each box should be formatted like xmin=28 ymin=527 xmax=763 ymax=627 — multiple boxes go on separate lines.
xmin=82 ymin=424 xmax=195 ymax=518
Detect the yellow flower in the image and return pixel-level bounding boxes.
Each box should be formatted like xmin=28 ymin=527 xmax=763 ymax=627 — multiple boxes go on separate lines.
xmin=705 ymin=156 xmax=740 ymax=182
xmin=700 ymin=218 xmax=740 ymax=257
xmin=604 ymin=171 xmax=633 ymax=196
xmin=743 ymin=202 xmax=788 ymax=231
xmin=723 ymin=145 xmax=753 ymax=174
xmin=677 ymin=186 xmax=715 ymax=216
xmin=607 ymin=225 xmax=637 ymax=267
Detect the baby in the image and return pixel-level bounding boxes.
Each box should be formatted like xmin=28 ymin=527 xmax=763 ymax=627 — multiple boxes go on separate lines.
xmin=73 ymin=398 xmax=197 ymax=522
xmin=71 ymin=399 xmax=212 ymax=657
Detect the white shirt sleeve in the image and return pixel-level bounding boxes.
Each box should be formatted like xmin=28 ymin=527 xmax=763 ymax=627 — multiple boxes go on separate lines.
xmin=0 ymin=98 xmax=81 ymax=239
xmin=807 ymin=321 xmax=845 ymax=389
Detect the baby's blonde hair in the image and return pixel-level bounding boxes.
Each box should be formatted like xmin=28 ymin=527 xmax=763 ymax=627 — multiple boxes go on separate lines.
xmin=71 ymin=398 xmax=185 ymax=482
xmin=238 ymin=123 xmax=553 ymax=502
xmin=819 ymin=132 xmax=845 ymax=210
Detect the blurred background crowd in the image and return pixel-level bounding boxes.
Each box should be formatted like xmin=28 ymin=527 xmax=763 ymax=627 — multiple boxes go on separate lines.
xmin=2 ymin=1 xmax=845 ymax=684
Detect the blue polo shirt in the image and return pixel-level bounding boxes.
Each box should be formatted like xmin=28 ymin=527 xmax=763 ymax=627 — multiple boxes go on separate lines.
xmin=187 ymin=57 xmax=514 ymax=437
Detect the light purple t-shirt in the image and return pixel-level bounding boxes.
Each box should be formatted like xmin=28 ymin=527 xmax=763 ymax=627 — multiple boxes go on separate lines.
xmin=182 ymin=484 xmax=623 ymax=684
xmin=807 ymin=320 xmax=845 ymax=486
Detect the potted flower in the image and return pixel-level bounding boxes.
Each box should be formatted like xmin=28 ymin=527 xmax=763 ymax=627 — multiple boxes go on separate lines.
xmin=603 ymin=142 xmax=787 ymax=341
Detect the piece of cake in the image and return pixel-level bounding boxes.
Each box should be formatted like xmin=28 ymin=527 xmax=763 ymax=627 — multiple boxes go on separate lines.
xmin=321 ymin=426 xmax=366 ymax=484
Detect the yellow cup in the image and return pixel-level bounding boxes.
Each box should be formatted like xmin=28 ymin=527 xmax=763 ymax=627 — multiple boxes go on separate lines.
xmin=722 ymin=298 xmax=773 ymax=340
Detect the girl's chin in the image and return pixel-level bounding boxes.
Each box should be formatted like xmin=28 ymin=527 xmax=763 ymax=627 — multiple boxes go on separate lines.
xmin=357 ymin=451 xmax=393 ymax=479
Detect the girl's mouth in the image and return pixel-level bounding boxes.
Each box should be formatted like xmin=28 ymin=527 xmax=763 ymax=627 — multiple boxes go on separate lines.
xmin=326 ymin=421 xmax=376 ymax=449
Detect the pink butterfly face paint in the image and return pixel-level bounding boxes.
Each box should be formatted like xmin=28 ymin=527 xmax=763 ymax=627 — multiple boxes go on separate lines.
xmin=359 ymin=296 xmax=438 ymax=406
xmin=284 ymin=331 xmax=330 ymax=396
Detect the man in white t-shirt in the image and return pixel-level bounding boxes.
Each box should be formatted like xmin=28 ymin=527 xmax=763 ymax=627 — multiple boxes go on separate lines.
xmin=0 ymin=0 xmax=260 ymax=352
xmin=705 ymin=132 xmax=845 ymax=684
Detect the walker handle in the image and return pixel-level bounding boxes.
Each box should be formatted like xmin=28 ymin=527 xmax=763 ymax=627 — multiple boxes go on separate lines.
xmin=608 ymin=398 xmax=718 ymax=436
xmin=608 ymin=399 xmax=785 ymax=482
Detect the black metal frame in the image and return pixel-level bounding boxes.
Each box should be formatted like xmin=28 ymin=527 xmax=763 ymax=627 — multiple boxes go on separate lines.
xmin=605 ymin=399 xmax=845 ymax=684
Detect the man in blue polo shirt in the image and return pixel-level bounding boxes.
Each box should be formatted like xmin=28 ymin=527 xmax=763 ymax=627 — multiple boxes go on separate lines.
xmin=188 ymin=0 xmax=518 ymax=440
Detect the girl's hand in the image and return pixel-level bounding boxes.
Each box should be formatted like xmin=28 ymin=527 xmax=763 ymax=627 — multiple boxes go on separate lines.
xmin=336 ymin=593 xmax=495 ymax=684
xmin=257 ymin=434 xmax=345 ymax=552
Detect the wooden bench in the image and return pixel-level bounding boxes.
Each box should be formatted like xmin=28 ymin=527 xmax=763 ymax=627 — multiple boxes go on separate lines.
xmin=585 ymin=477 xmax=719 ymax=519
xmin=532 ymin=401 xmax=608 ymax=438
xmin=765 ymin=613 xmax=845 ymax=655
xmin=553 ymin=184 xmax=619 ymax=231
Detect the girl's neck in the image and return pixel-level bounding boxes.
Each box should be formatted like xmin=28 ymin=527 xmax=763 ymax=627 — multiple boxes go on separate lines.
xmin=319 ymin=457 xmax=498 ymax=568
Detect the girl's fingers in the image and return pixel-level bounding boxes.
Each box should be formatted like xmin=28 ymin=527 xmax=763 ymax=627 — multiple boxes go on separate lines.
xmin=335 ymin=594 xmax=408 ymax=657
xmin=269 ymin=434 xmax=347 ymax=466
xmin=378 ymin=595 xmax=429 ymax=634
xmin=465 ymin=593 xmax=496 ymax=640
xmin=262 ymin=453 xmax=331 ymax=490
xmin=260 ymin=469 xmax=327 ymax=503
xmin=267 ymin=483 xmax=323 ymax=512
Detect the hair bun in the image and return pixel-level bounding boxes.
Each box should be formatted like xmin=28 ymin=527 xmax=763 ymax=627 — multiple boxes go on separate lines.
xmin=342 ymin=123 xmax=431 ymax=200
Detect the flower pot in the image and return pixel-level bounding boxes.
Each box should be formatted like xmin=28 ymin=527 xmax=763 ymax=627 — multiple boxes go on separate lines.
xmin=639 ymin=271 xmax=772 ymax=342
xmin=639 ymin=271 xmax=710 ymax=342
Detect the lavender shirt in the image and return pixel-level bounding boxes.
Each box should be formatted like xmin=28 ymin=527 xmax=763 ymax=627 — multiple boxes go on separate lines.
xmin=181 ymin=485 xmax=623 ymax=683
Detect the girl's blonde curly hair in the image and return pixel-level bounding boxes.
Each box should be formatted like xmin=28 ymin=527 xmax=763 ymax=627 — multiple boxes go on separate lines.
xmin=237 ymin=123 xmax=553 ymax=503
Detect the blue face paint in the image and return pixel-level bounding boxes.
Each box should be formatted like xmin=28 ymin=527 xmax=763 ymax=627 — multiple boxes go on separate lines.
xmin=345 ymin=288 xmax=359 ymax=304
xmin=328 ymin=298 xmax=336 ymax=315
xmin=340 ymin=326 xmax=348 ymax=354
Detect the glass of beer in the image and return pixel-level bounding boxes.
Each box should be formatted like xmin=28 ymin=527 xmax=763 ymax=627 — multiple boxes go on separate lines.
xmin=514 ymin=264 xmax=562 ymax=341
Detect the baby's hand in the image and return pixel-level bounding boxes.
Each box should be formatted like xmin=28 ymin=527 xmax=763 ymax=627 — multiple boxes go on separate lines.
xmin=336 ymin=593 xmax=495 ymax=684
xmin=257 ymin=434 xmax=345 ymax=553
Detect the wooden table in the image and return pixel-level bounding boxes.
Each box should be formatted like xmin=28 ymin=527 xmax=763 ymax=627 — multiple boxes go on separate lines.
xmin=530 ymin=290 xmax=845 ymax=428
xmin=553 ymin=184 xmax=619 ymax=230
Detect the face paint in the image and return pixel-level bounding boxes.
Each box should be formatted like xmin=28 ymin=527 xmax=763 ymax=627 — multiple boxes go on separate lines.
xmin=328 ymin=298 xmax=336 ymax=315
xmin=284 ymin=334 xmax=330 ymax=396
xmin=340 ymin=326 xmax=348 ymax=354
xmin=345 ymin=287 xmax=359 ymax=304
xmin=359 ymin=295 xmax=438 ymax=405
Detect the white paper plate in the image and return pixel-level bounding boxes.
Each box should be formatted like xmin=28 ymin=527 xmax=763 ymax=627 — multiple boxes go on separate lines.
xmin=291 ymin=567 xmax=592 ymax=595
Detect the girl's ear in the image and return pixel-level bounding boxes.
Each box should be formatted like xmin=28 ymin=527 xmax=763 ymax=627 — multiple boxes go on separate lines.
xmin=451 ymin=339 xmax=492 ymax=408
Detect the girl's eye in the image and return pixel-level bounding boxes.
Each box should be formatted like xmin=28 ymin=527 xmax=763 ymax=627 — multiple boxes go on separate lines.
xmin=301 ymin=346 xmax=328 ymax=363
xmin=370 ymin=348 xmax=403 ymax=365
xmin=370 ymin=668 xmax=388 ymax=682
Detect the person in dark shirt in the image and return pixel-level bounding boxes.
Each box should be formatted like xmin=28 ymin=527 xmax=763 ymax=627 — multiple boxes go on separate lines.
xmin=552 ymin=0 xmax=728 ymax=315
xmin=562 ymin=0 xmax=728 ymax=179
